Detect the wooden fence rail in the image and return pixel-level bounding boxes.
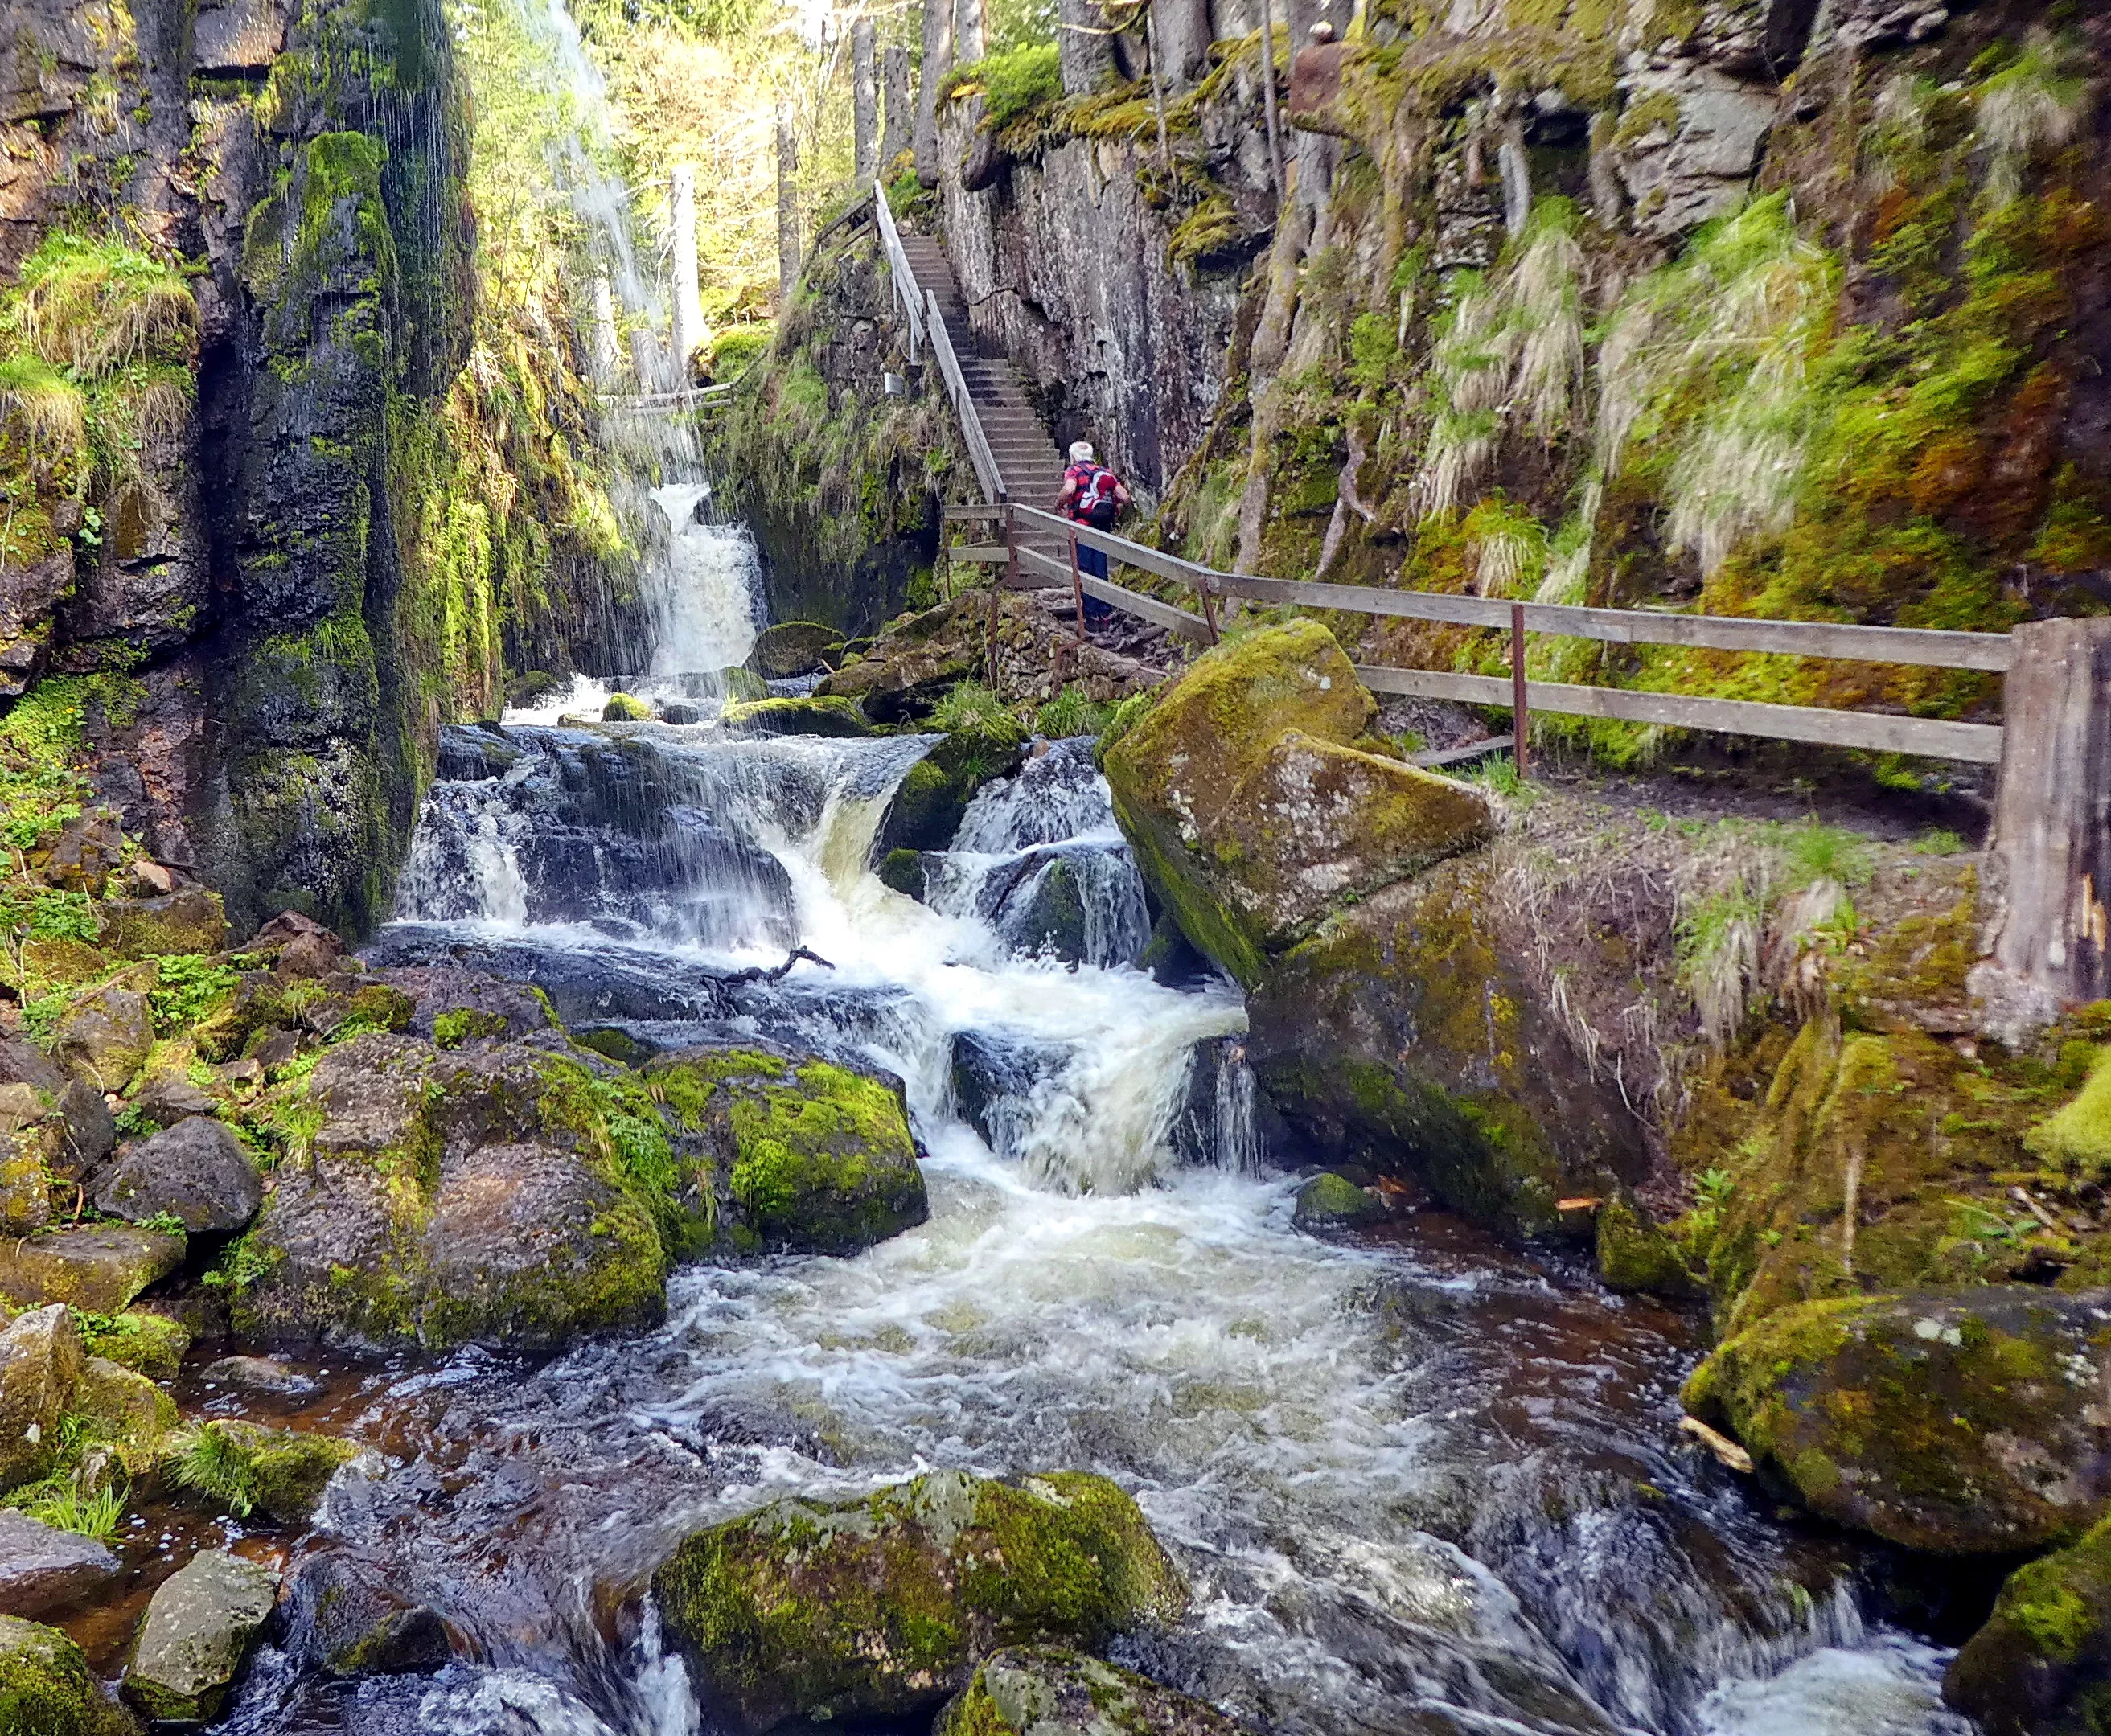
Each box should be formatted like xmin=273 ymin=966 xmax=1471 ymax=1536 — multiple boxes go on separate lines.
xmin=969 ymin=503 xmax=2009 ymax=766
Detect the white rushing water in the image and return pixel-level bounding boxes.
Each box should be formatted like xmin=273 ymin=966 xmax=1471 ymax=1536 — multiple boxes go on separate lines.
xmin=367 ymin=700 xmax=1978 ymax=1736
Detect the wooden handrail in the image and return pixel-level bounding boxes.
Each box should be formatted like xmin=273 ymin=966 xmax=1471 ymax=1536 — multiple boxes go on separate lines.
xmin=926 ymin=286 xmax=1005 ymax=504
xmin=872 ymin=183 xmax=926 ymax=362
xmin=1001 ymin=503 xmax=2010 ymax=764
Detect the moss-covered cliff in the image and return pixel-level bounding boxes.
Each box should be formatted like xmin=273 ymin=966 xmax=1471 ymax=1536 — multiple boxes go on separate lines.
xmin=0 ymin=0 xmax=646 ymax=938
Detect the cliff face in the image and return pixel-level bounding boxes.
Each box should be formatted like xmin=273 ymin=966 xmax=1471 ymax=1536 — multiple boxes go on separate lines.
xmin=925 ymin=0 xmax=2109 ymax=750
xmin=0 ymin=0 xmax=638 ymax=936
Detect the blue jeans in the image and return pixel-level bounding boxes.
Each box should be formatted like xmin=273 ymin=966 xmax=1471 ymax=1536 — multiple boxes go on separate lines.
xmin=1073 ymin=539 xmax=1114 ymax=618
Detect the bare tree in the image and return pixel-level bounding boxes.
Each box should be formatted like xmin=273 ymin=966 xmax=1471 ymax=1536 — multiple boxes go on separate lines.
xmin=1058 ymin=0 xmax=1112 ymax=96
xmin=777 ymin=98 xmax=801 ymax=301
xmin=881 ymin=43 xmax=911 ymax=170
xmin=914 ymin=0 xmax=952 ymax=187
xmin=852 ymin=16 xmax=878 ymax=182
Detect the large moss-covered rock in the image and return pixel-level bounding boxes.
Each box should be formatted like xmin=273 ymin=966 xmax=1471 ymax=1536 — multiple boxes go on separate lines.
xmin=93 ymin=890 xmax=229 ymax=961
xmin=50 ymin=986 xmax=153 ymax=1093
xmin=876 ymin=716 xmax=1029 ymax=854
xmin=122 ymin=1549 xmax=277 ymax=1722
xmin=934 ymin=1646 xmax=1244 ymax=1736
xmin=815 ymin=593 xmax=987 ymax=722
xmin=1946 ymin=1516 xmax=2111 ymax=1735
xmin=0 ymin=1228 xmax=184 ymax=1316
xmin=1596 ymin=1197 xmax=1703 ymax=1300
xmin=91 ymin=1116 xmax=262 ymax=1233
xmin=721 ymin=696 xmax=878 ymax=737
xmin=1292 ymin=1172 xmax=1383 ymax=1233
xmin=223 ymin=1034 xmax=670 ymax=1351
xmin=652 ymin=1469 xmax=1188 ymax=1734
xmin=1683 ymin=1287 xmax=2111 ymax=1554
xmin=0 ymin=1615 xmax=135 ymax=1734
xmin=1246 ymin=859 xmax=1649 ymax=1239
xmin=0 ymin=1307 xmax=84 ymax=1493
xmin=1103 ymin=622 xmax=1490 ymax=988
xmin=646 ymin=1044 xmax=928 ymax=1254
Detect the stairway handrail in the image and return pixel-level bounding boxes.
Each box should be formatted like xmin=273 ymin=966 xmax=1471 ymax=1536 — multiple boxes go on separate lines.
xmin=925 ymin=285 xmax=1007 ymax=504
xmin=871 ymin=183 xmax=926 ymax=362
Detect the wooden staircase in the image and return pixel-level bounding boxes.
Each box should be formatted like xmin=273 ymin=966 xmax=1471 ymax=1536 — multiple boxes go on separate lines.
xmin=893 ymin=233 xmax=1068 ymax=517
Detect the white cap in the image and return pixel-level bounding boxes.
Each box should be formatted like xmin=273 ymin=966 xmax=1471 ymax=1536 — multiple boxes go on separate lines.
xmin=1068 ymin=441 xmax=1095 ymax=462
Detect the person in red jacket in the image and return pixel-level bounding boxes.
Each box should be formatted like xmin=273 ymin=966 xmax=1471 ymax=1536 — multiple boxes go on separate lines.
xmin=1054 ymin=441 xmax=1130 ymax=622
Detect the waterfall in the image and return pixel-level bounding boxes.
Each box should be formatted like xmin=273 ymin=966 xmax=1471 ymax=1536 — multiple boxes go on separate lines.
xmin=643 ymin=483 xmax=762 ymax=681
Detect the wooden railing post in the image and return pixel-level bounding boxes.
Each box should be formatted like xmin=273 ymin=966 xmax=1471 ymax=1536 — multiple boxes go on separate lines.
xmin=1510 ymin=601 xmax=1529 ymax=780
xmin=1197 ymin=573 xmax=1221 ymax=644
xmin=1972 ymin=617 xmax=2111 ymax=1043
xmin=988 ymin=503 xmax=1013 ymax=689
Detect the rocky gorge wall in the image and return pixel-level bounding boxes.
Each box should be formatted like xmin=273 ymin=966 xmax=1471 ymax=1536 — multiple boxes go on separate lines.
xmin=919 ymin=0 xmax=2109 ymax=751
xmin=0 ymin=0 xmax=643 ymax=939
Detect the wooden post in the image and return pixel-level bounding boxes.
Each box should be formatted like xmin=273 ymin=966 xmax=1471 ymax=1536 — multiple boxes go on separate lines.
xmin=1510 ymin=601 xmax=1529 ymax=780
xmin=1068 ymin=527 xmax=1088 ymax=646
xmin=1972 ymin=617 xmax=2111 ymax=1043
xmin=990 ymin=506 xmax=1014 ymax=688
xmin=1197 ymin=574 xmax=1220 ymax=644
xmin=852 ymin=18 xmax=878 ymax=182
xmin=1256 ymin=0 xmax=1285 ymax=210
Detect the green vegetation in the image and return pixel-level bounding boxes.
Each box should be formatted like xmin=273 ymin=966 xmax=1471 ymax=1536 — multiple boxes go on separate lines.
xmin=943 ymin=45 xmax=1063 ymax=129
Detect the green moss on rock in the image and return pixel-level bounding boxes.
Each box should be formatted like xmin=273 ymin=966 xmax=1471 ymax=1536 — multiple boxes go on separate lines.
xmin=75 ymin=1310 xmax=189 ymax=1381
xmin=1103 ymin=622 xmax=1490 ymax=987
xmin=1596 ymin=1198 xmax=1702 ymax=1300
xmin=934 ymin=1645 xmax=1244 ymax=1736
xmin=721 ymin=696 xmax=879 ymax=737
xmin=1683 ymin=1287 xmax=2111 ymax=1554
xmin=652 ymin=1468 xmax=1187 ymax=1734
xmin=171 ymin=1419 xmax=360 ymax=1525
xmin=1946 ymin=1515 xmax=2111 ymax=1734
xmin=1291 ymin=1172 xmax=1382 ymax=1232
xmin=602 ymin=692 xmax=653 ymax=721
xmin=0 ymin=1615 xmax=134 ymax=1735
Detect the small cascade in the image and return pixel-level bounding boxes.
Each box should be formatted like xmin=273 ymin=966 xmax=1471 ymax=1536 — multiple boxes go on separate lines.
xmin=925 ymin=740 xmax=1154 ymax=972
xmin=645 ymin=483 xmax=762 ymax=683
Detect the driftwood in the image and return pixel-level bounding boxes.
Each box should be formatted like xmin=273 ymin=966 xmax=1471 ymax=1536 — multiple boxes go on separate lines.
xmin=718 ymin=947 xmax=835 ymax=987
xmin=1678 ymin=1417 xmax=1754 ymax=1475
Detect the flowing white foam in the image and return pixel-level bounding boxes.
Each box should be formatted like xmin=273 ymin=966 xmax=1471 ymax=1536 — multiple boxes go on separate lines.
xmin=647 ymin=483 xmax=761 ymax=679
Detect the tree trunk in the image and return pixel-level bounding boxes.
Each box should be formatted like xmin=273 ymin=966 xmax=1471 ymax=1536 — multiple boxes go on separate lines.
xmin=914 ymin=0 xmax=951 ymax=187
xmin=1156 ymin=0 xmax=1210 ymax=88
xmin=1058 ymin=0 xmax=1112 ymax=96
xmin=670 ymin=163 xmax=705 ymax=379
xmin=1972 ymin=617 xmax=2111 ymax=1044
xmin=881 ymin=44 xmax=911 ymax=171
xmin=852 ymin=18 xmax=877 ymax=183
xmin=1255 ymin=0 xmax=1284 ymax=208
xmin=776 ymin=101 xmax=801 ymax=304
xmin=955 ymin=0 xmax=985 ymax=66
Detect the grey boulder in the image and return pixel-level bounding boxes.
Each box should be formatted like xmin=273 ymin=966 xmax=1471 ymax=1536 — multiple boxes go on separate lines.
xmin=0 ymin=1508 xmax=118 ymax=1618
xmin=123 ymin=1549 xmax=279 ymax=1722
xmin=92 ymin=1117 xmax=261 ymax=1233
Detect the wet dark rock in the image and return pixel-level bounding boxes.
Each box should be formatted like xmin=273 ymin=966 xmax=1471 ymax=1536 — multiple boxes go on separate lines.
xmin=875 ymin=719 xmax=1026 ymax=854
xmin=0 ymin=1040 xmax=64 ymax=1095
xmin=122 ymin=1549 xmax=277 ymax=1722
xmin=753 ymin=620 xmax=845 ymax=679
xmin=654 ymin=1468 xmax=1188 ymax=1734
xmin=376 ymin=962 xmax=555 ymax=1045
xmin=0 ymin=1509 xmax=120 ymax=1619
xmin=436 ymin=724 xmax=524 ymax=782
xmin=721 ymin=696 xmax=877 ymax=737
xmin=279 ymin=1551 xmax=454 ymax=1678
xmin=1685 ymin=1287 xmax=2111 ymax=1554
xmin=935 ymin=1646 xmax=1246 ymax=1736
xmin=92 ymin=1116 xmax=262 ymax=1233
xmin=0 ymin=1228 xmax=185 ymax=1316
xmin=54 ymin=1079 xmax=116 ymax=1177
xmin=661 ymin=702 xmax=704 ymax=725
xmin=876 ymin=847 xmax=929 ymax=899
xmin=199 ymin=1355 xmax=317 ymax=1397
xmin=950 ymin=1028 xmax=1071 ymax=1159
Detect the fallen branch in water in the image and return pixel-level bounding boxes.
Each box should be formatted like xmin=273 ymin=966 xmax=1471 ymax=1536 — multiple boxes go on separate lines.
xmin=719 ymin=947 xmax=835 ymax=986
xmin=1678 ymin=1416 xmax=1754 ymax=1475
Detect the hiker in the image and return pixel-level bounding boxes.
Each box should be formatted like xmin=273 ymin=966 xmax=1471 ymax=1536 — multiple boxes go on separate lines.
xmin=1055 ymin=441 xmax=1131 ymax=622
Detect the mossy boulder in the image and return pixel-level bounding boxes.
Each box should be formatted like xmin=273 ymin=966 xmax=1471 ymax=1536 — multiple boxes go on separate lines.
xmin=121 ymin=1549 xmax=277 ymax=1723
xmin=223 ymin=1035 xmax=671 ymax=1352
xmin=1946 ymin=1515 xmax=2111 ymax=1735
xmin=90 ymin=1116 xmax=262 ymax=1234
xmin=721 ymin=695 xmax=878 ymax=737
xmin=171 ymin=1419 xmax=362 ymax=1525
xmin=92 ymin=889 xmax=229 ymax=961
xmin=815 ymin=593 xmax=986 ymax=723
xmin=1596 ymin=1198 xmax=1703 ymax=1300
xmin=0 ymin=1307 xmax=84 ymax=1494
xmin=1246 ymin=860 xmax=1649 ymax=1240
xmin=0 ymin=1615 xmax=136 ymax=1734
xmin=1683 ymin=1287 xmax=2111 ymax=1554
xmin=644 ymin=1044 xmax=928 ymax=1254
xmin=602 ymin=691 xmax=654 ymax=722
xmin=652 ymin=1468 xmax=1188 ymax=1734
xmin=77 ymin=1310 xmax=189 ymax=1382
xmin=752 ymin=620 xmax=846 ymax=679
xmin=934 ymin=1646 xmax=1244 ymax=1736
xmin=1103 ymin=622 xmax=1491 ymax=988
xmin=1292 ymin=1172 xmax=1383 ymax=1232
xmin=50 ymin=986 xmax=153 ymax=1093
xmin=877 ymin=718 xmax=1029 ymax=854
xmin=0 ymin=1227 xmax=184 ymax=1316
